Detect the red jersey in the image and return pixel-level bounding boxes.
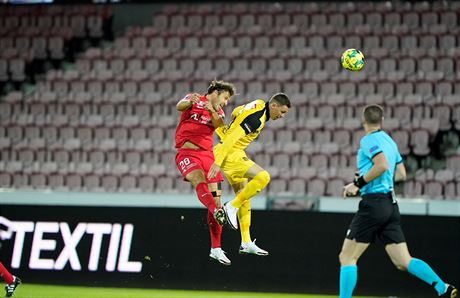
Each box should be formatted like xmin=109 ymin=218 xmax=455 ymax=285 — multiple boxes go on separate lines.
xmin=175 ymin=94 xmax=225 ymax=151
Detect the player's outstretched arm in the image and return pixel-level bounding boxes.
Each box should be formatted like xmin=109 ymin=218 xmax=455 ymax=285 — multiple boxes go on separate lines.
xmin=176 ymin=93 xmax=200 ymax=112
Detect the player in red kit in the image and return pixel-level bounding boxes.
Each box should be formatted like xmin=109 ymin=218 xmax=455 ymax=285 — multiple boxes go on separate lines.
xmin=0 ymin=216 xmax=21 ymax=297
xmin=175 ymin=80 xmax=236 ymax=265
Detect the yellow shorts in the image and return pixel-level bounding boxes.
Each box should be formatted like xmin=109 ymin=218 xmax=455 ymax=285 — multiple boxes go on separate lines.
xmin=213 ymin=144 xmax=255 ymax=186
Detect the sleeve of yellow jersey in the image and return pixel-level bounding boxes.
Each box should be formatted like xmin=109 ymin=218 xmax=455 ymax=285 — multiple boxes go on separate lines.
xmin=214 ymin=105 xmax=244 ymax=141
xmin=214 ymin=100 xmax=265 ymax=167
xmin=214 ymin=125 xmax=247 ymax=167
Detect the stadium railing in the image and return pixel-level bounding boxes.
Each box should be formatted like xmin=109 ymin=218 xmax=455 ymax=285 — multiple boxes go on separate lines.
xmin=0 ymin=190 xmax=458 ymax=216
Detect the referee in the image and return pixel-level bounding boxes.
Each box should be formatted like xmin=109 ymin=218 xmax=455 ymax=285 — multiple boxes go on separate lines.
xmin=339 ymin=105 xmax=457 ymax=298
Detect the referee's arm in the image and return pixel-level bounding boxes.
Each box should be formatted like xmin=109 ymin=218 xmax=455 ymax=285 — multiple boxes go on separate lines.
xmin=346 ymin=153 xmax=389 ymax=197
xmin=394 ymin=163 xmax=407 ymax=182
xmin=362 ymin=153 xmax=389 ymax=183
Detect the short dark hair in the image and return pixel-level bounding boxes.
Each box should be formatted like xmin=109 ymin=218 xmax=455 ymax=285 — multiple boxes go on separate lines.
xmin=269 ymin=92 xmax=291 ymax=108
xmin=363 ymin=104 xmax=384 ymax=125
xmin=207 ymin=80 xmax=236 ymax=97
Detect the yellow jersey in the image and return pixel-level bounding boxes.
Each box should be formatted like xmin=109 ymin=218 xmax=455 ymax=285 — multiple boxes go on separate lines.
xmin=214 ymin=99 xmax=270 ymax=167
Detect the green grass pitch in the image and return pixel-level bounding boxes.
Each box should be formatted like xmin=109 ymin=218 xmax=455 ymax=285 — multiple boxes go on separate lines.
xmin=10 ymin=284 xmax=377 ymax=298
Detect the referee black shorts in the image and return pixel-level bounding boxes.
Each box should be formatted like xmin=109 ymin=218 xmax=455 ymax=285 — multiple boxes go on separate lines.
xmin=345 ymin=193 xmax=406 ymax=244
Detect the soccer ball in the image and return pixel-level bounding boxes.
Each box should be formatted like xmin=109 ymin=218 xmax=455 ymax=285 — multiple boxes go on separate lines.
xmin=341 ymin=49 xmax=364 ymax=71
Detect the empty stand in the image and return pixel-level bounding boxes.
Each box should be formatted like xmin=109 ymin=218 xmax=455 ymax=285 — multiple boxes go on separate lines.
xmin=0 ymin=2 xmax=459 ymax=198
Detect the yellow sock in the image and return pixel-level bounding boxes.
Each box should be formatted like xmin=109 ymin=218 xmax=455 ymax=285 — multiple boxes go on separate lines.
xmin=238 ymin=200 xmax=251 ymax=243
xmin=230 ymin=193 xmax=246 ymax=208
xmin=230 ymin=171 xmax=270 ymax=208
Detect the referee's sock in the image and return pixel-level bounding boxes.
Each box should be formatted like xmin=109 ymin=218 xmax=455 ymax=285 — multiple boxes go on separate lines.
xmin=340 ymin=265 xmax=357 ymax=298
xmin=407 ymin=258 xmax=447 ymax=296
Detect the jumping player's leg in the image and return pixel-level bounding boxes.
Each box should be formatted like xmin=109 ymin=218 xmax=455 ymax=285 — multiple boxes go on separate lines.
xmin=338 ymin=239 xmax=370 ymax=298
xmin=185 ymin=169 xmax=218 ymax=214
xmin=0 ymin=262 xmax=13 ymax=284
xmin=227 ymin=165 xmax=269 ymax=255
xmin=238 ymin=199 xmax=252 ymax=242
xmin=176 ymin=150 xmax=218 ymax=214
xmin=0 ymin=261 xmax=20 ymax=297
xmin=177 ymin=150 xmax=228 ymax=263
xmin=231 ymin=180 xmax=251 ymax=243
xmin=208 ymin=182 xmax=222 ymax=209
xmin=236 ymin=165 xmax=269 ymax=238
xmin=224 ymin=162 xmax=270 ymax=230
xmin=207 ymin=182 xmax=223 ymax=249
xmin=385 ymin=243 xmax=457 ymax=297
xmin=230 ymin=163 xmax=270 ymax=209
xmin=207 ymin=182 xmax=231 ymax=265
xmin=234 ymin=192 xmax=268 ymax=256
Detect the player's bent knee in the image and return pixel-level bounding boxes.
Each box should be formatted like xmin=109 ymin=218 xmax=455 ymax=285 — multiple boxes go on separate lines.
xmin=255 ymin=170 xmax=270 ymax=188
xmin=186 ymin=170 xmax=206 ymax=187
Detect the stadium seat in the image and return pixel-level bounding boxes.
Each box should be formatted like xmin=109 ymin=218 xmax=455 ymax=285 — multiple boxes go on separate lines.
xmin=432 ymin=104 xmax=452 ymax=131
xmin=391 ymin=130 xmax=411 ymax=156
xmin=307 ymin=178 xmax=326 ymax=196
xmin=287 ymin=178 xmax=307 ymax=195
xmin=410 ymin=129 xmax=431 ymax=156
xmin=424 ymin=181 xmax=444 ymax=199
xmin=66 ymin=174 xmax=83 ymax=191
xmin=403 ymin=180 xmax=423 ymax=198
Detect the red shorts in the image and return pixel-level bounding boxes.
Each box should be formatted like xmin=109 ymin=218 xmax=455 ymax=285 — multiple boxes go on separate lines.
xmin=175 ymin=148 xmax=224 ymax=184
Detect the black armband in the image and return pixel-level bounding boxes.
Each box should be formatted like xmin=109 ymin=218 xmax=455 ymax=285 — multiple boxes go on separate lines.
xmin=353 ymin=176 xmax=368 ymax=189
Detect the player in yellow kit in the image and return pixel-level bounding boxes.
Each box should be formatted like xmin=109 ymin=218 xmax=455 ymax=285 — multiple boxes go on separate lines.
xmin=207 ymin=93 xmax=291 ymax=255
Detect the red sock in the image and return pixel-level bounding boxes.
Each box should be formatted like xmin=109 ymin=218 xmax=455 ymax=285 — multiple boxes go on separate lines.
xmin=195 ymin=182 xmax=217 ymax=213
xmin=0 ymin=262 xmax=13 ymax=284
xmin=207 ymin=211 xmax=222 ymax=248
